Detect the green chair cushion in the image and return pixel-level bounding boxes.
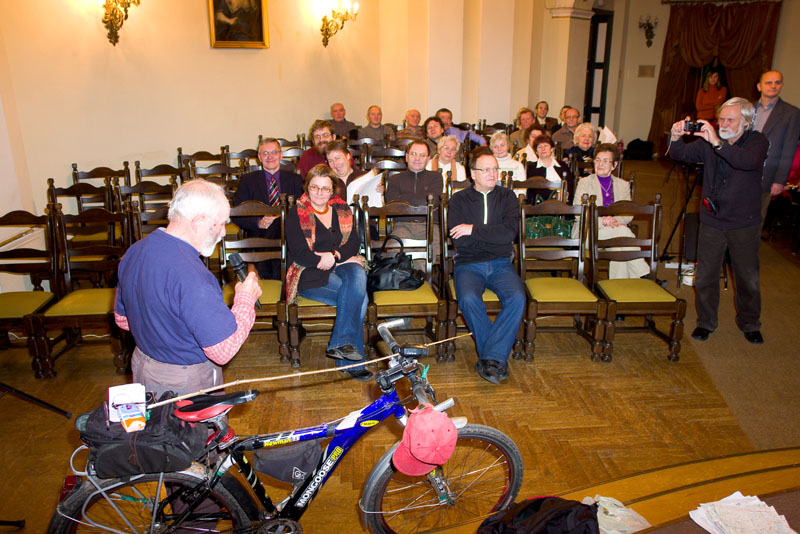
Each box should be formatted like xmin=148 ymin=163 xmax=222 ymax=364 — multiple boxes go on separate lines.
xmin=0 ymin=291 xmax=55 ymax=319
xmin=373 ymin=284 xmax=439 ymax=305
xmin=223 ymin=279 xmax=282 ymax=307
xmin=448 ymin=279 xmax=499 ymax=302
xmin=44 ymin=288 xmax=116 ymax=316
xmin=526 ymin=278 xmax=597 ymax=303
xmin=597 ymin=278 xmax=677 ymax=303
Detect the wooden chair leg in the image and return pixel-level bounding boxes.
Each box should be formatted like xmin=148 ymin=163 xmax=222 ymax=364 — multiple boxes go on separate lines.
xmin=27 ymin=315 xmax=55 ymax=379
xmin=366 ymin=303 xmax=378 ymax=358
xmin=523 ymin=302 xmax=537 ymax=362
xmin=600 ymin=301 xmax=616 ymax=362
xmin=435 ymin=301 xmax=448 ymax=361
xmin=668 ymin=300 xmax=687 ymax=362
xmin=287 ymin=305 xmax=301 ymax=368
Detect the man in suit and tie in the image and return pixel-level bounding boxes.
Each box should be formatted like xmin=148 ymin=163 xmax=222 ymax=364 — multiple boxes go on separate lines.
xmin=234 ymin=137 xmax=304 ymax=279
xmin=753 ymin=70 xmax=800 ymax=220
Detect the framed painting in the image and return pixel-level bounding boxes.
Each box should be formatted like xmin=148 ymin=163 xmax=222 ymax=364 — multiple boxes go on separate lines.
xmin=208 ymin=0 xmax=269 ymax=48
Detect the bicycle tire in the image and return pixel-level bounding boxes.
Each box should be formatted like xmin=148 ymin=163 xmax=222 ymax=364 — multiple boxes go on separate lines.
xmin=47 ymin=471 xmax=252 ymax=533
xmin=360 ymin=423 xmax=524 ymax=534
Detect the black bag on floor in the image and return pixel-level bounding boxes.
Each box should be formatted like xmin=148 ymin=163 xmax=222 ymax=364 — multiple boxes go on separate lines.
xmin=76 ymin=391 xmax=207 ymax=479
xmin=478 ymin=496 xmax=599 ymax=533
xmin=367 ymin=235 xmax=425 ymax=294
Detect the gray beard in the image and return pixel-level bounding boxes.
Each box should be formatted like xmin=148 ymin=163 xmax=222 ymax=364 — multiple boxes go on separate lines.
xmin=719 ymin=123 xmax=743 ymax=140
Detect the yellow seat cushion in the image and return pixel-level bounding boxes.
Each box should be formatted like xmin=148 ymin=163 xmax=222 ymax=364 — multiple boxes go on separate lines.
xmin=296 ymin=295 xmax=328 ymax=307
xmin=448 ymin=279 xmax=499 ymax=302
xmin=597 ymin=278 xmax=676 ymax=303
xmin=0 ymin=291 xmax=55 ymax=319
xmin=223 ymin=279 xmax=282 ymax=307
xmin=44 ymin=288 xmax=116 ymax=316
xmin=373 ymin=284 xmax=439 ymax=305
xmin=526 ymin=278 xmax=597 ymax=303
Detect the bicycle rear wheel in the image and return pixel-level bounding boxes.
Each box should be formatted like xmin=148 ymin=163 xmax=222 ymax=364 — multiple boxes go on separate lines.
xmin=47 ymin=471 xmax=252 ymax=533
xmin=361 ymin=423 xmax=524 ymax=534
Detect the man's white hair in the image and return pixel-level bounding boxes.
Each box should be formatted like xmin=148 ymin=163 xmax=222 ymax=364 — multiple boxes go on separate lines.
xmin=168 ymin=179 xmax=227 ymax=222
xmin=718 ymin=97 xmax=755 ymax=131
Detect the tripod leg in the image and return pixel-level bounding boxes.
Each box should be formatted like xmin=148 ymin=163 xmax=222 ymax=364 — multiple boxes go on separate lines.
xmin=0 ymin=519 xmax=24 ymax=529
xmin=0 ymin=382 xmax=72 ymax=419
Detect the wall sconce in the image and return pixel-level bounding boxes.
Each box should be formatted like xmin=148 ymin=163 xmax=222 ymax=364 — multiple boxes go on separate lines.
xmin=321 ymin=2 xmax=358 ymax=47
xmin=102 ymin=0 xmax=140 ymax=46
xmin=638 ymin=16 xmax=658 ymax=48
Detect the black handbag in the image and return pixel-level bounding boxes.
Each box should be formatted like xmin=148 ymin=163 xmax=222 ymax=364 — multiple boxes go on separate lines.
xmin=367 ymin=235 xmax=425 ymax=294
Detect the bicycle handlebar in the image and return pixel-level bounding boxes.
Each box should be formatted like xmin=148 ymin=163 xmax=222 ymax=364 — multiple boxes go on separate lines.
xmin=376 ymin=317 xmax=411 ymax=353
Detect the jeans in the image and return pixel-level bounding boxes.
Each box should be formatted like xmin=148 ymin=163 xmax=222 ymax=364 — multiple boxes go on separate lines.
xmin=299 ymin=262 xmax=368 ymax=368
xmin=695 ymin=222 xmax=761 ymax=332
xmin=454 ymin=257 xmax=526 ymax=363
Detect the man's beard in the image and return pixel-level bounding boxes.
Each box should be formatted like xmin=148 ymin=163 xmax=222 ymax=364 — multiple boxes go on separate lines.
xmin=200 ymin=232 xmax=221 ymax=257
xmin=719 ymin=123 xmax=744 ymax=140
xmin=314 ymin=142 xmax=328 ymax=155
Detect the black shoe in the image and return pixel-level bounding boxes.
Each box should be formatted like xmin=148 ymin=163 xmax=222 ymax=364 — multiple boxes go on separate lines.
xmin=641 ymin=274 xmax=668 ymax=288
xmin=326 ymin=344 xmax=362 ymax=361
xmin=691 ymin=327 xmax=711 ymax=341
xmin=475 ymin=359 xmax=509 ymax=385
xmin=342 ymin=368 xmax=373 ymax=381
xmin=744 ymin=331 xmax=764 ymax=344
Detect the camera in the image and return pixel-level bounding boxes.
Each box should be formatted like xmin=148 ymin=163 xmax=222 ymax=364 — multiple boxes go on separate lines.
xmin=684 ymin=120 xmax=703 ymax=133
xmin=702 ymin=196 xmax=718 ymax=214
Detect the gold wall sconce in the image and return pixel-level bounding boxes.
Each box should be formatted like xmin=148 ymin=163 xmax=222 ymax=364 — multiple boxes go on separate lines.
xmin=102 ymin=0 xmax=140 ymax=46
xmin=321 ymin=2 xmax=358 ymax=47
xmin=639 ymin=16 xmax=658 ymax=48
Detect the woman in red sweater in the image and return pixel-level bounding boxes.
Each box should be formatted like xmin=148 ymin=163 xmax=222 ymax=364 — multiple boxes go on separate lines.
xmin=696 ymin=70 xmax=727 ymax=123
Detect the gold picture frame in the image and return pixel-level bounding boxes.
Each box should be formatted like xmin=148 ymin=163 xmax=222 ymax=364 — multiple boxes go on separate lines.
xmin=208 ymin=0 xmax=269 ymax=49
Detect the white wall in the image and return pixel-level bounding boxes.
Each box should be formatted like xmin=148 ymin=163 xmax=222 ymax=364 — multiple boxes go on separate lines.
xmin=772 ymin=0 xmax=800 ymax=105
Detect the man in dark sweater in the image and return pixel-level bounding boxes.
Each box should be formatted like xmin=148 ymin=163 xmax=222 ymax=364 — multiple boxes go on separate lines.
xmin=669 ymin=97 xmax=769 ymax=344
xmin=447 ymin=148 xmax=525 ymax=384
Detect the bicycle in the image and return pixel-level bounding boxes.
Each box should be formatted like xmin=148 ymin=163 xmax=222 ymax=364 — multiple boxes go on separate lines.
xmin=48 ymin=318 xmax=524 ymax=533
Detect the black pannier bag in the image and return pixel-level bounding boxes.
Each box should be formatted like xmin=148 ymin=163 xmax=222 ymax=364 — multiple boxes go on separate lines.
xmin=366 ymin=235 xmax=425 ymax=294
xmin=478 ymin=496 xmax=599 ymax=534
xmin=252 ymin=439 xmax=323 ymax=484
xmin=76 ymin=392 xmax=207 ymax=479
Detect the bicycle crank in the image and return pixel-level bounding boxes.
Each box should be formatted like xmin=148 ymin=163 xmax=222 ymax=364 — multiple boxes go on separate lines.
xmin=258 ymin=518 xmax=303 ymax=534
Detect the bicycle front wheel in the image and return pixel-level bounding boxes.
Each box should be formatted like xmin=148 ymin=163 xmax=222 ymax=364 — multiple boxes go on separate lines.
xmin=47 ymin=471 xmax=252 ymax=533
xmin=361 ymin=423 xmax=524 ymax=534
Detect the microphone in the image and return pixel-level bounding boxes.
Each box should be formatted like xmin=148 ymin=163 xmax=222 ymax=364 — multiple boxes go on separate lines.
xmin=228 ymin=253 xmax=261 ymax=310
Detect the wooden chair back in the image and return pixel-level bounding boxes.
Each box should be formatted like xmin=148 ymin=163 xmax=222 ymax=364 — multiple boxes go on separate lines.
xmin=0 ymin=209 xmax=57 ymax=293
xmin=72 ymin=162 xmax=131 ymax=188
xmin=519 ymin=196 xmax=589 ymax=279
xmin=47 ymin=177 xmax=113 ymax=214
xmin=135 ymin=161 xmax=182 ymax=186
xmin=114 ymin=176 xmax=175 ymax=213
xmin=509 ymin=177 xmax=566 ymax=203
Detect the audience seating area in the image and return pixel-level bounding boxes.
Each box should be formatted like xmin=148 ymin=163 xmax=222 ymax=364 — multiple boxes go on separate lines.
xmin=0 ymin=128 xmax=687 ymax=378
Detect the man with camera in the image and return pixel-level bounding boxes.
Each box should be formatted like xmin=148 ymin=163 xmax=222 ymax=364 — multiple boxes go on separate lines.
xmin=668 ymin=97 xmax=769 ymax=344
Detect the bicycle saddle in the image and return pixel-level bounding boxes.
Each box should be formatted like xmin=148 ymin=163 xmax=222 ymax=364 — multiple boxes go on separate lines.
xmin=173 ymin=390 xmax=258 ymax=421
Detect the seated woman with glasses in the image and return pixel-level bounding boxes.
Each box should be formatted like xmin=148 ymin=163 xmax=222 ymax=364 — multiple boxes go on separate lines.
xmin=572 ymin=143 xmax=650 ymax=280
xmin=285 ymin=164 xmax=371 ymax=381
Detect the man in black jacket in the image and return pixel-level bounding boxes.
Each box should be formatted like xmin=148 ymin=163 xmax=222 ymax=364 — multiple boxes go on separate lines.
xmin=448 ymin=148 xmax=525 ymax=384
xmin=234 ymin=137 xmax=304 ymax=279
xmin=669 ymin=97 xmax=769 ymax=344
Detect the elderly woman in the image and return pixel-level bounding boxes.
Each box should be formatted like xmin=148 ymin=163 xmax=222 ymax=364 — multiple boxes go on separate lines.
xmin=426 ymin=135 xmax=466 ymax=188
xmin=515 ymin=125 xmax=544 ymax=164
xmin=490 ymin=132 xmax=525 ymax=184
xmin=525 ymin=134 xmax=574 ymax=203
xmin=422 ymin=116 xmax=445 ymax=157
xmin=572 ymin=144 xmax=650 ymax=280
xmin=285 ymin=164 xmax=371 ymax=381
xmin=563 ymin=122 xmax=597 ymax=163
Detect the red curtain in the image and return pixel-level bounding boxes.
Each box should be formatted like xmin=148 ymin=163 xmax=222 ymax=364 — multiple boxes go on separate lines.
xmin=647 ymin=1 xmax=782 ymax=155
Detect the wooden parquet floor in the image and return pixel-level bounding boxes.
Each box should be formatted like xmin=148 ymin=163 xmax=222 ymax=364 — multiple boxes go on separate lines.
xmin=0 ymin=319 xmax=752 ymax=533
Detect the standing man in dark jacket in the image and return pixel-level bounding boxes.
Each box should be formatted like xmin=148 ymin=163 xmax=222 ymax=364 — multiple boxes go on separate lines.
xmin=447 ymin=148 xmax=525 ymax=384
xmin=752 ymin=70 xmax=800 ymax=219
xmin=234 ymin=137 xmax=304 ymax=279
xmin=669 ymin=97 xmax=769 ymax=344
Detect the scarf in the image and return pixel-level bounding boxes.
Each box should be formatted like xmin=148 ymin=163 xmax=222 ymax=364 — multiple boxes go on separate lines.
xmin=285 ymin=193 xmax=357 ymax=304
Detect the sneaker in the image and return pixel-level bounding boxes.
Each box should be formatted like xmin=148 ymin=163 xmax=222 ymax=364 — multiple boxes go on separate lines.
xmin=475 ymin=359 xmax=509 ymax=385
xmin=325 ymin=345 xmax=362 ymax=361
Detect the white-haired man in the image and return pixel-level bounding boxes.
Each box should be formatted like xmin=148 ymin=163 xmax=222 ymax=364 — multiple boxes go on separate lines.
xmin=669 ymin=97 xmax=769 ymax=344
xmin=115 ymin=179 xmax=262 ymax=396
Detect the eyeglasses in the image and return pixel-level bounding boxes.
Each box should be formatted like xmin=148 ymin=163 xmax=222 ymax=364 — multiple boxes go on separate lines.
xmin=308 ymin=185 xmax=333 ymax=193
xmin=594 ymin=158 xmax=614 ymax=164
xmin=409 ymin=151 xmax=428 ymax=158
xmin=475 ymin=167 xmax=500 ymax=174
xmin=312 ymin=133 xmax=332 ymax=140
xmin=259 ymin=150 xmax=281 ymax=157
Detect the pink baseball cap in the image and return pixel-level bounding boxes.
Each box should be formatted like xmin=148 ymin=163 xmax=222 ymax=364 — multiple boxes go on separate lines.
xmin=392 ymin=404 xmax=458 ymax=476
